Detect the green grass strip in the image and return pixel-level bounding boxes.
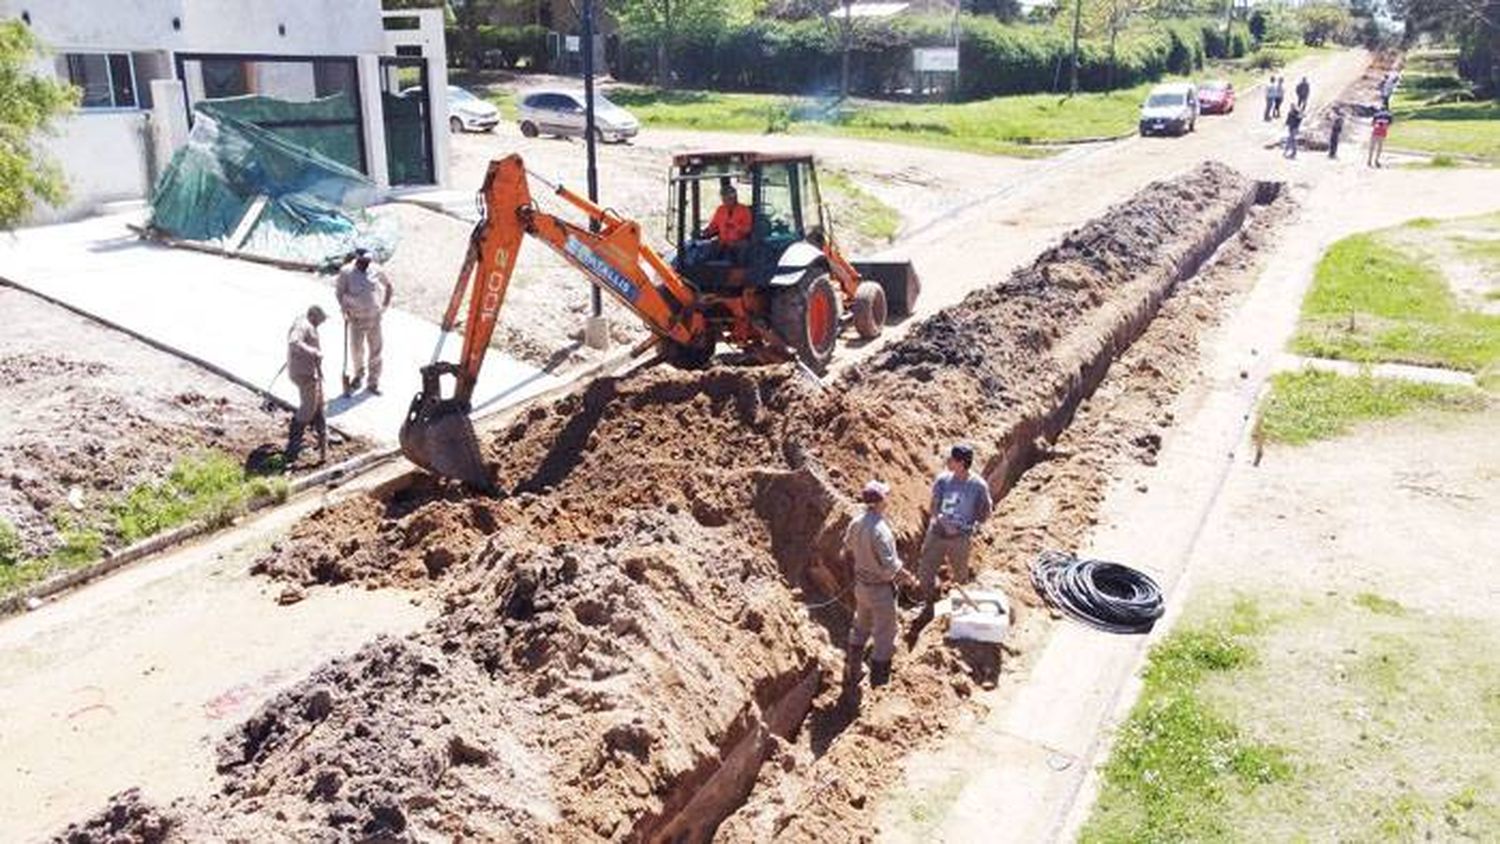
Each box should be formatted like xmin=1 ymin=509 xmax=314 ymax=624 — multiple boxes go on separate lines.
xmin=1082 ymin=598 xmax=1292 ymax=843
xmin=1292 ymin=233 xmax=1500 ymax=375
xmin=1257 ymin=369 xmax=1485 ymax=445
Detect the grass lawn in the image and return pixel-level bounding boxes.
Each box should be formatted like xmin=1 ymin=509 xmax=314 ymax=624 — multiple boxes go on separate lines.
xmin=1291 ymin=220 xmax=1500 ymax=381
xmin=1390 ymin=49 xmax=1500 ymax=163
xmin=476 ymin=46 xmax=1318 ymax=157
xmin=1084 ymin=594 xmax=1500 ymax=841
xmin=0 ymin=451 xmax=286 ymax=601
xmin=1256 ymin=369 xmax=1485 ymax=445
xmin=819 ymin=168 xmax=900 ymax=243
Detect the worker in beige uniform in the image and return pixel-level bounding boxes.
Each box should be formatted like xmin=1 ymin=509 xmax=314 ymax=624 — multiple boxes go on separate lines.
xmin=843 ymin=480 xmax=916 ymax=688
xmin=335 ymin=247 xmax=392 ymax=395
xmin=285 ymin=305 xmax=328 ymax=465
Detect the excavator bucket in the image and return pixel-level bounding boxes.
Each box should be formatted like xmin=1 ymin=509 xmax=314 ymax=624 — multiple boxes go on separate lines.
xmin=398 ymin=363 xmax=496 ymax=493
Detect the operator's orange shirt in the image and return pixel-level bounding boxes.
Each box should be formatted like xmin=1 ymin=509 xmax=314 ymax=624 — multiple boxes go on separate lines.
xmin=708 ymin=203 xmax=753 ymax=245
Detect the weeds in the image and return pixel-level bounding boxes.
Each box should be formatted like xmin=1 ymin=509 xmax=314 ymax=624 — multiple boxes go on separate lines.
xmin=0 ymin=516 xmax=20 ymax=567
xmin=819 ymin=169 xmax=900 ymax=244
xmin=113 ymin=451 xmax=286 ymax=545
xmin=1257 ymin=369 xmax=1484 ymax=445
xmin=1292 ymin=231 xmax=1500 ymax=375
xmin=1086 ymin=594 xmax=1500 ymax=840
xmin=1082 ymin=597 xmax=1291 ymax=842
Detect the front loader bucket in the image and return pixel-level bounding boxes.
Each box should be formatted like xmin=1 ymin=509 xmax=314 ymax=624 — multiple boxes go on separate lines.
xmin=399 ymin=363 xmax=496 ymax=494
xmin=851 ymin=260 xmax=921 ymax=318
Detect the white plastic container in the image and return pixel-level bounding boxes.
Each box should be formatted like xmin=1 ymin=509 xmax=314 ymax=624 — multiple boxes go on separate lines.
xmin=939 ymin=588 xmax=1011 ymax=644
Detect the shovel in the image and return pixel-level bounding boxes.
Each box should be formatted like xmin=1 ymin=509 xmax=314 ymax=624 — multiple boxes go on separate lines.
xmin=260 ymin=362 xmax=287 ymax=412
xmin=340 ymin=318 xmax=354 ymax=397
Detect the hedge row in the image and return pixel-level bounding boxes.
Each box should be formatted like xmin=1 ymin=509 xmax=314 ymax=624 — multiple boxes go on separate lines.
xmin=448 ymin=24 xmax=552 ymax=70
xmin=613 ymin=16 xmax=1252 ymax=99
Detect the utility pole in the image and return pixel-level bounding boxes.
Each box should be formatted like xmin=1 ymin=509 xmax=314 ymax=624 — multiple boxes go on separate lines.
xmin=581 ymin=0 xmax=608 ymax=348
xmin=1068 ymin=0 xmax=1083 ymax=96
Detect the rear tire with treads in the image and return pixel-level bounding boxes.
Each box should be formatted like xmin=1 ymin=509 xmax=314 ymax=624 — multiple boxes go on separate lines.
xmin=771 ymin=270 xmax=840 ymax=374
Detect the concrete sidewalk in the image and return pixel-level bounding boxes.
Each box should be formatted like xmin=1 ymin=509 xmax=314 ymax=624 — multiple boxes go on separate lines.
xmin=0 ymin=213 xmax=559 ymax=446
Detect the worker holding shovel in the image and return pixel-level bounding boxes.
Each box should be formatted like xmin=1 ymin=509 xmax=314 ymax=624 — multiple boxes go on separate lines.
xmin=284 ymin=305 xmax=329 ymax=465
xmin=843 ymin=480 xmax=916 ymax=688
xmin=335 ymin=247 xmax=393 ymax=395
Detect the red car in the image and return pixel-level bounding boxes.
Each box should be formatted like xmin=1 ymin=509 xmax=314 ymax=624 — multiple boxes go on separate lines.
xmin=1197 ymin=80 xmax=1235 ymax=115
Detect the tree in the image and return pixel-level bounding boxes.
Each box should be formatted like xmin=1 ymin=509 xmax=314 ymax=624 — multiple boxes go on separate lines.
xmin=0 ymin=22 xmax=76 ymax=229
xmin=1296 ymin=1 xmax=1352 ymax=45
xmin=963 ymin=0 xmax=1024 ymax=21
xmin=609 ymin=0 xmax=749 ymax=87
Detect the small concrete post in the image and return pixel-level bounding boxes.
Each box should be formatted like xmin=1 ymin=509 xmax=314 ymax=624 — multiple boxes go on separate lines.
xmin=356 ymin=53 xmax=390 ymax=190
xmin=149 ymin=79 xmax=189 ymax=176
xmin=584 ymin=313 xmax=611 ymax=349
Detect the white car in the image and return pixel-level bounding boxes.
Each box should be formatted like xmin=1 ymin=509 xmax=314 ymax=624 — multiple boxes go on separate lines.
xmin=1138 ymin=82 xmax=1199 ymax=137
xmin=517 ymin=90 xmax=640 ymax=143
xmin=405 ymin=85 xmax=501 ymax=133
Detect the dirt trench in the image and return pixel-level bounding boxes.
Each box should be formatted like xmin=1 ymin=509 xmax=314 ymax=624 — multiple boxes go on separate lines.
xmin=54 ymin=162 xmax=1276 ymax=843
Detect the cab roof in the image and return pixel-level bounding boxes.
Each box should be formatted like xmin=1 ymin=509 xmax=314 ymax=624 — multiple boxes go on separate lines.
xmin=671 ymin=150 xmax=817 ymax=167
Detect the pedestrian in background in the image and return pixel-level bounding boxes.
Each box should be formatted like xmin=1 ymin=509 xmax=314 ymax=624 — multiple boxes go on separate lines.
xmin=1283 ymin=105 xmax=1303 ymax=159
xmin=335 ymin=247 xmax=392 ymax=396
xmin=1295 ymin=76 xmax=1311 ymax=111
xmin=1263 ymin=75 xmax=1277 ymax=121
xmin=1368 ymin=106 xmax=1393 ymax=167
xmin=285 ymin=305 xmax=328 ymax=465
xmin=1272 ymin=76 xmax=1286 ymax=118
xmin=918 ymin=444 xmax=992 ymax=605
xmin=842 ymin=480 xmax=916 ymax=688
xmin=1328 ymin=110 xmax=1345 ymax=159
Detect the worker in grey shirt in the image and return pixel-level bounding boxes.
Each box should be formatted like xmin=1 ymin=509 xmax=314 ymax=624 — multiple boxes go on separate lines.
xmin=285 ymin=305 xmax=328 ymax=465
xmin=918 ymin=444 xmax=992 ymax=603
xmin=843 ymin=480 xmax=915 ymax=688
xmin=335 ymin=247 xmax=392 ymax=395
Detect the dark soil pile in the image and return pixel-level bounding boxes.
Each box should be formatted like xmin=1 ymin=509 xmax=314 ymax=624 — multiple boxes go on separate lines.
xmin=57 ymin=162 xmax=1263 ymax=842
xmin=0 ymin=286 xmax=363 ymax=560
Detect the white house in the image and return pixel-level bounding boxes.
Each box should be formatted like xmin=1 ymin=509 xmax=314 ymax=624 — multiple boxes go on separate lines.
xmin=2 ymin=0 xmax=451 ymax=222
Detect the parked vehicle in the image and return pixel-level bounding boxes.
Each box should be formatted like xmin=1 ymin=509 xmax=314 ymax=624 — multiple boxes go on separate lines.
xmin=1197 ymin=79 xmax=1235 ymax=115
xmin=517 ymin=90 xmax=640 ymax=143
xmin=1138 ymin=82 xmax=1199 ymax=136
xmin=405 ymin=85 xmax=501 ymax=133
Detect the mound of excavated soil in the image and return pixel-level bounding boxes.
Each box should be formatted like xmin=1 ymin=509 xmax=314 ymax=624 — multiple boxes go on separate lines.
xmin=57 ymin=162 xmax=1262 ymax=842
xmin=0 ymin=288 xmax=363 ymax=560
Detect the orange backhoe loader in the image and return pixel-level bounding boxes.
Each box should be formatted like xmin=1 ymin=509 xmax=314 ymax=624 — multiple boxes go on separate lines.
xmin=399 ymin=151 xmax=920 ymax=490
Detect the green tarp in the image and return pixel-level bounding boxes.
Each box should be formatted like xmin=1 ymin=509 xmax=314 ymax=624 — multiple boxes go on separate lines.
xmin=147 ymin=103 xmax=396 ymax=269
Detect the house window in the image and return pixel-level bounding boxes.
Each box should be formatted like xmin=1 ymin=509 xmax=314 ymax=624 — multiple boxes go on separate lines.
xmin=61 ymin=53 xmax=139 ymax=109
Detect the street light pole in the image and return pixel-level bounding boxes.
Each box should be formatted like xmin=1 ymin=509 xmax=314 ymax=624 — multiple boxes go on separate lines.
xmin=581 ymin=0 xmax=608 ymax=346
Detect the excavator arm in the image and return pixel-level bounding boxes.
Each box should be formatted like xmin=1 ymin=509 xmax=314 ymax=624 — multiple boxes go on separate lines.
xmin=400 ymin=154 xmax=707 ymax=491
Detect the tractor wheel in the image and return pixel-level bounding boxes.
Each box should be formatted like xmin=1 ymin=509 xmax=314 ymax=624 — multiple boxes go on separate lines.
xmin=851 ymin=281 xmax=887 ymax=340
xmin=520 ymin=121 xmax=539 ymax=138
xmin=663 ymin=332 xmax=717 ymax=370
xmin=772 ymin=270 xmax=840 ymax=374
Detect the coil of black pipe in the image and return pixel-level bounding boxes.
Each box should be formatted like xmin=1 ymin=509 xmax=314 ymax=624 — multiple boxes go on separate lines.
xmin=1030 ymin=550 xmax=1165 ymax=634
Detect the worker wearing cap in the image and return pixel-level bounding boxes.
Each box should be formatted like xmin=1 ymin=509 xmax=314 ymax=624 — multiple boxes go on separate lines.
xmin=285 ymin=305 xmax=328 ymax=465
xmin=843 ymin=479 xmax=915 ymax=687
xmin=704 ymin=183 xmax=752 ymax=261
xmin=919 ymin=444 xmax=992 ymax=603
xmin=335 ymin=247 xmax=392 ymax=395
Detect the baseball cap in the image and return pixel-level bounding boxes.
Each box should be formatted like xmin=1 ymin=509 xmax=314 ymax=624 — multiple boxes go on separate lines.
xmin=861 ymin=480 xmax=890 ymax=503
xmin=949 ymin=444 xmax=974 ymax=467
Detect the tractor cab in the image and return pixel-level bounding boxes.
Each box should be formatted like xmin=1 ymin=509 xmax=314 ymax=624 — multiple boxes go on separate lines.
xmin=667 ymin=151 xmax=826 ymax=292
